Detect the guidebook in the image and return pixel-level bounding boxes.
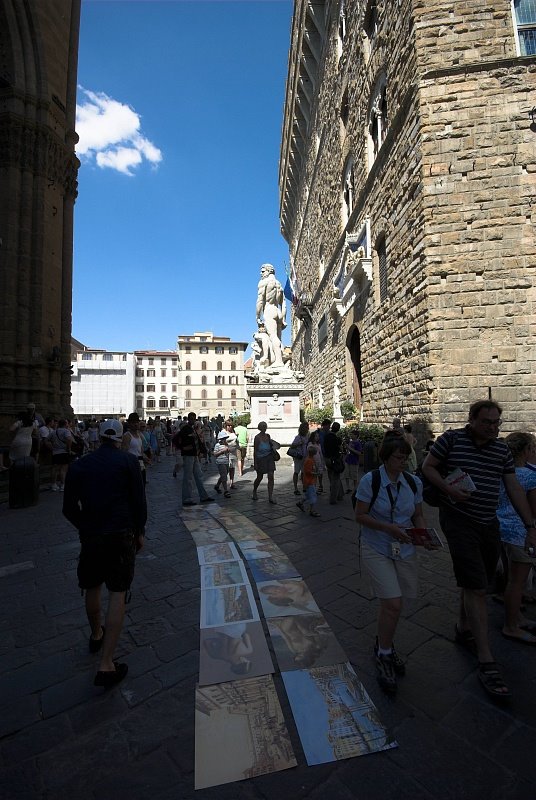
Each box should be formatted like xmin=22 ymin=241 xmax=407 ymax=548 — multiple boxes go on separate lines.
xmin=404 ymin=528 xmax=443 ymax=548
xmin=444 ymin=468 xmax=476 ymax=493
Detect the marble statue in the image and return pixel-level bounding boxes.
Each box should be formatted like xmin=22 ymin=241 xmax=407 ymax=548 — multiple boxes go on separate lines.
xmin=256 ymin=263 xmax=286 ymax=368
xmin=333 ymin=374 xmax=341 ymax=420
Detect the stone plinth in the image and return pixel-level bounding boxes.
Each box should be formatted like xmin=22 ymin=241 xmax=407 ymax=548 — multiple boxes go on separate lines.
xmin=247 ymin=382 xmax=303 ymax=448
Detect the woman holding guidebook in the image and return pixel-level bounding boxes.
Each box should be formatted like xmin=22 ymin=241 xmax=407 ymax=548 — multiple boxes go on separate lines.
xmin=355 ymin=433 xmax=429 ymax=694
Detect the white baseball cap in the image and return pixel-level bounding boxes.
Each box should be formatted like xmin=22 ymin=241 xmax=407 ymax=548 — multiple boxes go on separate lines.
xmin=99 ymin=419 xmax=123 ymax=441
xmin=217 ymin=430 xmax=229 ymax=440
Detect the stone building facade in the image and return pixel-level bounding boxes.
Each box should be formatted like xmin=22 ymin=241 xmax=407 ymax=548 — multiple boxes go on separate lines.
xmin=279 ymin=0 xmax=536 ymax=436
xmin=0 ymin=1 xmax=81 ymax=441
xmin=71 ymin=349 xmax=136 ymax=420
xmin=178 ymin=332 xmax=248 ymax=418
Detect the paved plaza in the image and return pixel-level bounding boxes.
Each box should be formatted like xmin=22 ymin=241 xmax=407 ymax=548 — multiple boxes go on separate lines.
xmin=1 ymin=457 xmax=535 ymax=800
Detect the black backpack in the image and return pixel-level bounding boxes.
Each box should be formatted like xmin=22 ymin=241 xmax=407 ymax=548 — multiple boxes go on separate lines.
xmin=415 ymin=430 xmax=458 ymax=506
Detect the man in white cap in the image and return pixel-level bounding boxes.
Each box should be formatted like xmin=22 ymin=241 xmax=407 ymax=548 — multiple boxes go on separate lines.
xmin=63 ymin=419 xmax=146 ymax=688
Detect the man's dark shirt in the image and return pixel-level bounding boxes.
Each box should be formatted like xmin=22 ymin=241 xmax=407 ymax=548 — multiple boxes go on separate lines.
xmin=323 ymin=431 xmax=341 ymax=460
xmin=62 ymin=443 xmax=147 ymax=536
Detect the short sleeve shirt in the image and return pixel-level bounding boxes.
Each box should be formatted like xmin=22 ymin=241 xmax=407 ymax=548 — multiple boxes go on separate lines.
xmin=430 ymin=426 xmax=515 ymax=523
xmin=497 ymin=466 xmax=536 ymax=546
xmin=356 ymin=466 xmax=423 ymax=559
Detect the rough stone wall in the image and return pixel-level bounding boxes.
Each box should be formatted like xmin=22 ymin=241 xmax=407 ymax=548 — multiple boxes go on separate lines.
xmin=414 ymin=0 xmax=536 ymax=429
xmin=286 ymin=0 xmax=431 ymax=424
xmin=0 ymin=0 xmax=80 ymax=442
xmin=282 ymin=0 xmax=536 ymax=437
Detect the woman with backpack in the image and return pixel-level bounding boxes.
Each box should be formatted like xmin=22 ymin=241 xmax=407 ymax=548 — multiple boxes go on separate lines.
xmin=354 ymin=433 xmax=427 ymax=694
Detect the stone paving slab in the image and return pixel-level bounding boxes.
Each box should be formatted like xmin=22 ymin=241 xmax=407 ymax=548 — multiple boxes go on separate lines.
xmin=1 ymin=456 xmax=536 ymax=799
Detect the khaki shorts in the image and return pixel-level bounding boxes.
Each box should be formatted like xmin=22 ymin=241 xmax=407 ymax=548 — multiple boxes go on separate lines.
xmin=504 ymin=541 xmax=536 ymax=565
xmin=361 ymin=541 xmax=418 ymax=599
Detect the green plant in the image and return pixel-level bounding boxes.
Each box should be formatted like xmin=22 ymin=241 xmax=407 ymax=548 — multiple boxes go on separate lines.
xmin=231 ymin=412 xmax=251 ymax=427
xmin=304 ymin=406 xmax=333 ymax=425
xmin=340 ymin=400 xmax=358 ymax=421
xmin=338 ymin=422 xmax=386 ymax=445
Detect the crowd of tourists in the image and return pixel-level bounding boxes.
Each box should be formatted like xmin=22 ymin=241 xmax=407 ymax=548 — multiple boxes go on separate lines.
xmin=6 ymin=398 xmax=536 ymax=702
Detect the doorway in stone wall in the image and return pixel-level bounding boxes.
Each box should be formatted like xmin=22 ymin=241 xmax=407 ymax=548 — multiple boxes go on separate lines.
xmin=347 ymin=326 xmax=363 ymax=409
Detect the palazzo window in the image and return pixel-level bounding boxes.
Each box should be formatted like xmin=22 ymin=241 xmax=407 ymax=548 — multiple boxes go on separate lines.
xmin=185 ymin=361 xmax=191 ymax=370
xmin=147 ymin=369 xmax=155 ymax=377
xmin=136 ymin=384 xmax=143 ymax=393
xmin=367 ymin=78 xmax=388 ymax=169
xmin=231 ymin=390 xmax=237 ymax=399
xmin=377 ymin=235 xmax=388 ymax=302
xmin=229 ymin=347 xmax=238 ymax=354
xmin=217 ymin=390 xmax=223 ymax=399
xmin=136 ymin=369 xmax=144 ymax=377
xmin=147 ymin=397 xmax=155 ymax=409
xmin=103 ymin=354 xmax=113 ymax=361
xmin=161 ymin=369 xmax=166 ymax=377
xmin=185 ymin=390 xmax=191 ymax=400
xmin=82 ymin=353 xmax=92 ymax=360
xmin=217 ymin=361 xmax=223 ymax=371
xmin=148 ymin=358 xmax=154 ymax=365
xmin=215 ymin=375 xmax=224 ymax=385
xmin=159 ymin=397 xmax=167 ymax=409
xmin=202 ymin=389 xmax=207 ymax=400
xmin=201 ymin=361 xmax=207 ymax=370
xmin=201 ymin=376 xmax=207 ymax=385
xmin=514 ymin=0 xmax=536 ymax=54
xmin=342 ymin=156 xmax=355 ymax=228
xmin=185 ymin=376 xmax=191 ymax=386
xmin=215 ymin=346 xmax=224 ymax=354
xmin=170 ymin=397 xmax=177 ymax=408
xmin=200 ymin=346 xmax=208 ymax=354
xmin=147 ymin=384 xmax=155 ymax=392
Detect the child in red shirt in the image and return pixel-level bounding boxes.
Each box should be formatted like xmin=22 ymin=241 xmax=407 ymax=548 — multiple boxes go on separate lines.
xmin=297 ymin=445 xmax=320 ymax=517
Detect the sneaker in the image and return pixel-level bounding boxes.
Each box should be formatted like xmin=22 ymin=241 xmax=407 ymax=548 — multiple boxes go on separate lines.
xmin=310 ymin=510 xmax=320 ymax=517
xmin=214 ymin=485 xmax=222 ymax=494
xmin=224 ymin=491 xmax=231 ymax=498
xmin=296 ymin=501 xmax=305 ymax=513
xmin=182 ymin=500 xmax=197 ymax=507
xmin=200 ymin=497 xmax=214 ymax=504
xmin=375 ymin=652 xmax=397 ymax=693
xmin=51 ymin=483 xmax=60 ymax=492
xmin=374 ymin=638 xmax=405 ymax=676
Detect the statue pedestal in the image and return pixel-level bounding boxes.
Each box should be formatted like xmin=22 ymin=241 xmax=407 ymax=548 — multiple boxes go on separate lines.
xmin=247 ymin=382 xmax=303 ymax=449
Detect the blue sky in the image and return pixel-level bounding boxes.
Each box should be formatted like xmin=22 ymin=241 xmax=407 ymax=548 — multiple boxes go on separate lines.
xmin=74 ymin=0 xmax=293 ymax=352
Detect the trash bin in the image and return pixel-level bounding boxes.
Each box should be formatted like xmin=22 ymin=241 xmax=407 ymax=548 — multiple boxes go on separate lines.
xmin=9 ymin=457 xmax=39 ymax=508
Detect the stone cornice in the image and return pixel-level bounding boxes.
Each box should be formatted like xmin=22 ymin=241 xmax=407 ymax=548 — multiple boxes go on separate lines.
xmin=421 ymin=54 xmax=536 ymax=82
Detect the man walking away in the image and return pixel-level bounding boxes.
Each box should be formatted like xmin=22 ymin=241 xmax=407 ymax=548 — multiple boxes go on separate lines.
xmin=63 ymin=419 xmax=147 ymax=688
xmin=176 ymin=412 xmax=214 ymax=507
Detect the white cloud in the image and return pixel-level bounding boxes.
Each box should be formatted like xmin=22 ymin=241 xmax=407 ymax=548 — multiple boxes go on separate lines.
xmin=76 ymin=88 xmax=162 ymax=176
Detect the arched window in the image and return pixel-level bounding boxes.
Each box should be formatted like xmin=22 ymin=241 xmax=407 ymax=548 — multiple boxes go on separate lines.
xmin=215 ymin=375 xmax=224 ymax=385
xmin=170 ymin=396 xmax=177 ymax=408
xmin=342 ymin=156 xmax=355 ymax=227
xmin=376 ymin=234 xmax=388 ymax=302
xmin=202 ymin=389 xmax=207 ymax=400
xmin=231 ymin=390 xmax=237 ymax=399
xmin=217 ymin=361 xmax=222 ymax=371
xmin=368 ymin=77 xmax=388 ymax=169
xmin=185 ymin=361 xmax=191 ymax=370
xmin=185 ymin=375 xmax=191 ymax=386
xmin=201 ymin=360 xmax=207 ymax=370
xmin=185 ymin=389 xmax=191 ymax=400
xmin=201 ymin=375 xmax=207 ymax=385
xmin=147 ymin=397 xmax=155 ymax=409
xmin=159 ymin=396 xmax=167 ymax=409
xmin=230 ymin=361 xmax=236 ymax=370
xmin=217 ymin=389 xmax=223 ymax=399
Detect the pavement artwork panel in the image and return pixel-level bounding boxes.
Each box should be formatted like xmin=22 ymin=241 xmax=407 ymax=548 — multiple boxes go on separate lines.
xmin=1 ymin=457 xmax=536 ymax=799
xmin=183 ymin=504 xmax=395 ymax=789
